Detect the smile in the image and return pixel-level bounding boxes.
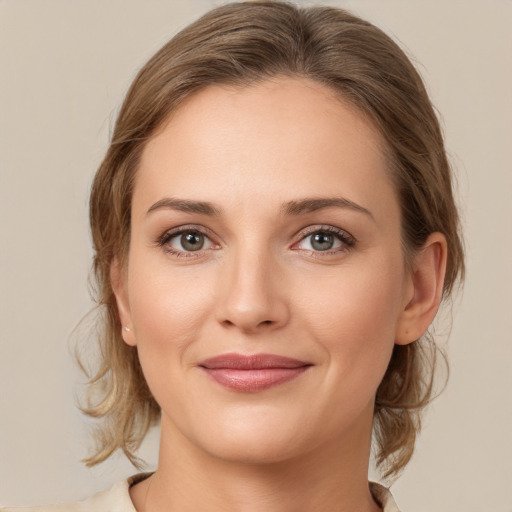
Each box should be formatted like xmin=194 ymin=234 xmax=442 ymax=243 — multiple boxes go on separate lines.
xmin=198 ymin=353 xmax=312 ymax=392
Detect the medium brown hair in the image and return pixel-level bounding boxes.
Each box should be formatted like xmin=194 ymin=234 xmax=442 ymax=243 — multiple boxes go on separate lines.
xmin=82 ymin=1 xmax=464 ymax=479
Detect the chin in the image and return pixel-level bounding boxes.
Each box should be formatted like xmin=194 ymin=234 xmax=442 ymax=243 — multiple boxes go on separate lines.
xmin=186 ymin=410 xmax=316 ymax=465
xmin=204 ymin=430 xmax=306 ymax=465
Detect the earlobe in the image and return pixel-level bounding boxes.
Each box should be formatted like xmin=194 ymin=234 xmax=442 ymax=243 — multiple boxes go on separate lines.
xmin=395 ymin=232 xmax=448 ymax=345
xmin=110 ymin=258 xmax=136 ymax=346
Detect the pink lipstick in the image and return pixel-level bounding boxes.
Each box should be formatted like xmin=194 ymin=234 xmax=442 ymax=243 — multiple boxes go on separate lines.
xmin=198 ymin=353 xmax=312 ymax=392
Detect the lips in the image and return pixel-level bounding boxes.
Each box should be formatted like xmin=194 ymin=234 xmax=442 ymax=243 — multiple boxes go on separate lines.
xmin=198 ymin=353 xmax=312 ymax=392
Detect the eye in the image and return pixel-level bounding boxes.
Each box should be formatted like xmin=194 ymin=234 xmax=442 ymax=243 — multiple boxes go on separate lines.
xmin=172 ymin=231 xmax=208 ymax=251
xmin=294 ymin=226 xmax=355 ymax=254
xmin=159 ymin=227 xmax=216 ymax=257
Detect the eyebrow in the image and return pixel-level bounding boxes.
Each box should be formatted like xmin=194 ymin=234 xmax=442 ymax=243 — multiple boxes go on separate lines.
xmin=147 ymin=198 xmax=221 ymax=216
xmin=282 ymin=197 xmax=373 ymax=219
xmin=146 ymin=196 xmax=373 ymax=219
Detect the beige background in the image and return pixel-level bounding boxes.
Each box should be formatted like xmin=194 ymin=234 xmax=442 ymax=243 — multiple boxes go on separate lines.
xmin=1 ymin=0 xmax=511 ymax=510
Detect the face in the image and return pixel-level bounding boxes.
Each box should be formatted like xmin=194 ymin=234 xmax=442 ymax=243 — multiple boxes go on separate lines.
xmin=115 ymin=77 xmax=414 ymax=464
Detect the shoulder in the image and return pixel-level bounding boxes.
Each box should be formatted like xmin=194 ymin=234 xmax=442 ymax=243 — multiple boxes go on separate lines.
xmin=1 ymin=473 xmax=152 ymax=512
xmin=370 ymin=481 xmax=401 ymax=512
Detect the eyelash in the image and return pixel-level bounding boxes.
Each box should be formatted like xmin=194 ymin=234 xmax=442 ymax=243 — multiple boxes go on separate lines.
xmin=157 ymin=225 xmax=218 ymax=259
xmin=293 ymin=225 xmax=355 ymax=257
xmin=157 ymin=224 xmax=355 ymax=259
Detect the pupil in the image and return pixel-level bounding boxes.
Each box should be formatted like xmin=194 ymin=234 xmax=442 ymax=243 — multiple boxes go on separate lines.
xmin=182 ymin=232 xmax=204 ymax=251
xmin=312 ymin=232 xmax=334 ymax=251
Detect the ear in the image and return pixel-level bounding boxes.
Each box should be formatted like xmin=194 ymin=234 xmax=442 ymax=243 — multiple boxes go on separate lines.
xmin=395 ymin=232 xmax=448 ymax=345
xmin=110 ymin=258 xmax=136 ymax=346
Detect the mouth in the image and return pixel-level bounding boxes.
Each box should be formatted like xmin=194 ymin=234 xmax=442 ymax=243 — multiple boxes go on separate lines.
xmin=198 ymin=353 xmax=312 ymax=392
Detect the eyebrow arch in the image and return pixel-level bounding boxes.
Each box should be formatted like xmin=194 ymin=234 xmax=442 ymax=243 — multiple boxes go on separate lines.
xmin=147 ymin=198 xmax=221 ymax=216
xmin=283 ymin=197 xmax=374 ymax=219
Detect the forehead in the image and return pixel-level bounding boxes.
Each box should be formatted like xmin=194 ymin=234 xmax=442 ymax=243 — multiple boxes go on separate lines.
xmin=135 ymin=76 xmax=398 ymax=224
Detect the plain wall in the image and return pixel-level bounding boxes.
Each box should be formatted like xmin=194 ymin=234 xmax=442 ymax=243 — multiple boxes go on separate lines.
xmin=1 ymin=1 xmax=511 ymax=510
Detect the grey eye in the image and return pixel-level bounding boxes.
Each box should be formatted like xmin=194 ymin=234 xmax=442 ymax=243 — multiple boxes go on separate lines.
xmin=310 ymin=232 xmax=335 ymax=251
xmin=296 ymin=229 xmax=347 ymax=253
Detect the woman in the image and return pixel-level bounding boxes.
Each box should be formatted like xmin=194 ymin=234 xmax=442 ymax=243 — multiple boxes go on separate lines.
xmin=3 ymin=2 xmax=464 ymax=511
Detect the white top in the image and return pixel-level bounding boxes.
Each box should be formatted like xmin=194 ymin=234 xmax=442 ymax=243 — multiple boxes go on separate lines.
xmin=2 ymin=473 xmax=401 ymax=511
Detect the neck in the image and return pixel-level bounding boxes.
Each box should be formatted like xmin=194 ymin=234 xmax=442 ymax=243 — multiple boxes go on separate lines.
xmin=131 ymin=412 xmax=381 ymax=512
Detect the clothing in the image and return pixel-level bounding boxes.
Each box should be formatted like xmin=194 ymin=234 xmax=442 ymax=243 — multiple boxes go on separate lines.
xmin=2 ymin=473 xmax=401 ymax=511
xmin=369 ymin=482 xmax=401 ymax=512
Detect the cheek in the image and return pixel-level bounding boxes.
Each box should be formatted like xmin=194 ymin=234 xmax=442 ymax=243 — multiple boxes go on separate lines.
xmin=299 ymin=256 xmax=405 ymax=386
xmin=126 ymin=257 xmax=216 ymax=385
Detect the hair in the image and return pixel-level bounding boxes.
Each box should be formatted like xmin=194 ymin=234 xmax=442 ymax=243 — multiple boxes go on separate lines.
xmin=81 ymin=0 xmax=464 ymax=479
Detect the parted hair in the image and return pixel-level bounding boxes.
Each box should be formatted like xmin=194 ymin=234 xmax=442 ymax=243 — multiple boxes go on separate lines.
xmin=82 ymin=1 xmax=464 ymax=479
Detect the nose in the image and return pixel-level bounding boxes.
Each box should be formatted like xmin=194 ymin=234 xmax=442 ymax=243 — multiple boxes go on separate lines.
xmin=215 ymin=247 xmax=290 ymax=334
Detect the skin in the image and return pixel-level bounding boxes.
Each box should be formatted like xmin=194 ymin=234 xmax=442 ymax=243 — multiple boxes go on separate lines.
xmin=112 ymin=76 xmax=447 ymax=512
